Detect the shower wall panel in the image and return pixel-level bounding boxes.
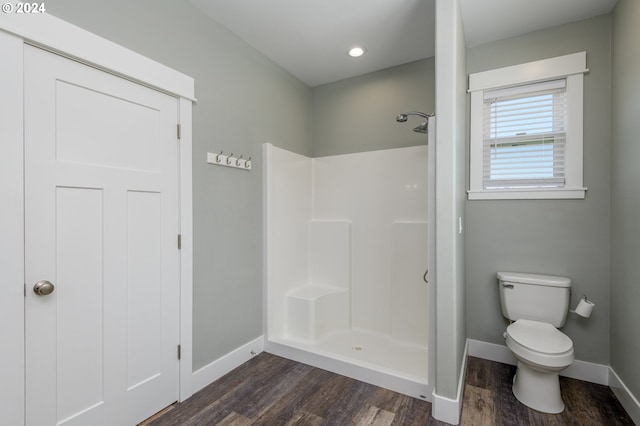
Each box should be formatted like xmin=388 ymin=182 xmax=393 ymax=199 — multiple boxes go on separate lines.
xmin=265 ymin=145 xmax=312 ymax=338
xmin=391 ymin=221 xmax=428 ymax=345
xmin=309 ymin=220 xmax=351 ymax=290
xmin=312 ymin=146 xmax=428 ymax=337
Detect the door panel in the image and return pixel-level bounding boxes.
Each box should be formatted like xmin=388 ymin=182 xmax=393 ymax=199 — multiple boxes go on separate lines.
xmin=56 ymin=79 xmax=162 ymax=172
xmin=24 ymin=45 xmax=180 ymax=426
xmin=126 ymin=190 xmax=163 ymax=390
xmin=56 ymin=187 xmax=105 ymax=422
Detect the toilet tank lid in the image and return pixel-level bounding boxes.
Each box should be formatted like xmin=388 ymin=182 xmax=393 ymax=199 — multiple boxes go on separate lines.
xmin=497 ymin=272 xmax=571 ymax=288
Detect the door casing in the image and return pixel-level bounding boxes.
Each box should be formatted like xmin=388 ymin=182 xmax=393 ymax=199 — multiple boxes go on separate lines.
xmin=0 ymin=13 xmax=194 ymax=426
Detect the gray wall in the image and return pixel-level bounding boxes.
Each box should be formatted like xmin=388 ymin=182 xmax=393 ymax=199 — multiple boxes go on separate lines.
xmin=611 ymin=0 xmax=640 ymax=400
xmin=47 ymin=0 xmax=312 ymax=370
xmin=433 ymin=0 xmax=467 ymax=401
xmin=46 ymin=0 xmax=438 ymax=371
xmin=465 ymin=15 xmax=612 ymax=364
xmin=312 ymin=58 xmax=434 ymax=157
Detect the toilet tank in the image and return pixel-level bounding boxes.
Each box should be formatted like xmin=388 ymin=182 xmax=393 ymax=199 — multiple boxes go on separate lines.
xmin=498 ymin=272 xmax=571 ymax=327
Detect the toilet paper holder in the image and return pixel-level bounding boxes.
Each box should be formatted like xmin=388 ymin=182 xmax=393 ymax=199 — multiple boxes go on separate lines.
xmin=570 ymin=294 xmax=595 ymax=318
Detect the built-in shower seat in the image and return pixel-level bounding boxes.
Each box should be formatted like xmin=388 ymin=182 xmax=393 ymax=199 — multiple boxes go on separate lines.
xmin=285 ymin=284 xmax=349 ymax=343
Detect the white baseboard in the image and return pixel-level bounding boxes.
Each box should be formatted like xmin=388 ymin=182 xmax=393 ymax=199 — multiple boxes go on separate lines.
xmin=468 ymin=339 xmax=517 ymax=365
xmin=467 ymin=339 xmax=609 ymax=385
xmin=609 ymin=367 xmax=640 ymax=425
xmin=191 ymin=336 xmax=264 ymax=394
xmin=432 ymin=340 xmax=469 ymax=425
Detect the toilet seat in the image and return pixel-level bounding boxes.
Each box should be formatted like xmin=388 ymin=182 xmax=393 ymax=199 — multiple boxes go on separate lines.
xmin=507 ymin=319 xmax=573 ymax=353
xmin=506 ymin=319 xmax=574 ymax=369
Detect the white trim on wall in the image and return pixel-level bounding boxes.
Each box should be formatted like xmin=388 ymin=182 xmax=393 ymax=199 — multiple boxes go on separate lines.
xmin=178 ymin=97 xmax=194 ymax=402
xmin=0 ymin=12 xmax=195 ymax=101
xmin=262 ymin=143 xmax=272 ymax=344
xmin=427 ymin=116 xmax=437 ymax=404
xmin=468 ymin=52 xmax=588 ymax=93
xmin=609 ymin=367 xmax=640 ymax=425
xmin=467 ymin=339 xmax=610 ymax=385
xmin=0 ymin=29 xmax=25 ymax=426
xmin=432 ymin=340 xmax=468 ymax=425
xmin=192 ymin=337 xmax=264 ymax=394
xmin=467 ymin=52 xmax=587 ymax=200
xmin=0 ymin=13 xmax=195 ymax=423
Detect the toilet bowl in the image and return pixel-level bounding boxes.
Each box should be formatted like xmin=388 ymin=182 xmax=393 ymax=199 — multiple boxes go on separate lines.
xmin=505 ymin=319 xmax=574 ymax=413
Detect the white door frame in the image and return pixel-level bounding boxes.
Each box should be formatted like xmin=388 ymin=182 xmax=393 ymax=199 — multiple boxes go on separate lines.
xmin=0 ymin=12 xmax=194 ymax=426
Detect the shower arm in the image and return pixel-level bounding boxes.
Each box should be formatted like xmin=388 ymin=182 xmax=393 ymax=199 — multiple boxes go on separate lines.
xmin=396 ymin=111 xmax=434 ymax=122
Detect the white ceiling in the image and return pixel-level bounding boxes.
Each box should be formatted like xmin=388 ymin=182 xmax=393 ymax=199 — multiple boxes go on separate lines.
xmin=190 ymin=0 xmax=617 ymax=88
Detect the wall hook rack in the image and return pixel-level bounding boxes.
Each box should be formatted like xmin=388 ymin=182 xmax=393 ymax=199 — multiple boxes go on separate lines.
xmin=207 ymin=151 xmax=252 ymax=171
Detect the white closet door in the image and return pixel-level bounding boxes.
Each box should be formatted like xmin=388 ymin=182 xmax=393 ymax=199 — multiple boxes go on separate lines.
xmin=24 ymin=44 xmax=180 ymax=426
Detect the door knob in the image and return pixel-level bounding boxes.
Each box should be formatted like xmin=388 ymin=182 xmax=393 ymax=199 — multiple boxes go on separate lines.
xmin=33 ymin=280 xmax=55 ymax=296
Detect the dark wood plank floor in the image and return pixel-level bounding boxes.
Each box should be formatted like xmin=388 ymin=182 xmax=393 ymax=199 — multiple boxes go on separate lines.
xmin=141 ymin=353 xmax=634 ymax=426
xmin=462 ymin=356 xmax=634 ymax=426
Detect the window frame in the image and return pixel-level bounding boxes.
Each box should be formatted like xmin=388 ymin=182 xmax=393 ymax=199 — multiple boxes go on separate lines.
xmin=468 ymin=52 xmax=588 ymax=200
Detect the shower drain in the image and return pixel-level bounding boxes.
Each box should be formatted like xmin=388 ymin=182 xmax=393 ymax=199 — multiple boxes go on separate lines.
xmin=352 ymin=345 xmax=365 ymax=352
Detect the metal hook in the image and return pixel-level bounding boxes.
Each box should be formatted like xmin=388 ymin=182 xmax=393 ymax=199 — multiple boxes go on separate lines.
xmin=236 ymin=155 xmax=243 ymax=166
xmin=216 ymin=150 xmax=223 ymax=163
xmin=245 ymin=157 xmax=252 ymax=168
xmin=226 ymin=154 xmax=234 ymax=165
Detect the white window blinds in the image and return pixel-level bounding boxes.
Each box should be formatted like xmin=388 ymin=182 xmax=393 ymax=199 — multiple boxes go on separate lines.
xmin=483 ymin=79 xmax=567 ymax=190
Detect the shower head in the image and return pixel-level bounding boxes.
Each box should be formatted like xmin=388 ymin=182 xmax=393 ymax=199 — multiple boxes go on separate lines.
xmin=413 ymin=121 xmax=428 ymax=134
xmin=396 ymin=111 xmax=434 ymax=134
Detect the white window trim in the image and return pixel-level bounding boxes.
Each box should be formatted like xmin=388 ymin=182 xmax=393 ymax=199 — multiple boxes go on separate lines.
xmin=468 ymin=52 xmax=588 ymax=200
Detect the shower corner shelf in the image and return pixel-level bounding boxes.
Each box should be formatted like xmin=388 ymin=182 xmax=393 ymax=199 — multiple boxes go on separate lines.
xmin=207 ymin=151 xmax=252 ymax=171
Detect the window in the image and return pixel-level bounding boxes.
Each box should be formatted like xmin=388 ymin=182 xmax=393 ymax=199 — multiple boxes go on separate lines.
xmin=468 ymin=52 xmax=587 ymax=200
xmin=484 ymin=80 xmax=566 ymax=189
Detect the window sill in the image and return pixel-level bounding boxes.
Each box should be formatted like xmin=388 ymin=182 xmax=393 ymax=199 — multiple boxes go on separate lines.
xmin=467 ymin=188 xmax=587 ymax=200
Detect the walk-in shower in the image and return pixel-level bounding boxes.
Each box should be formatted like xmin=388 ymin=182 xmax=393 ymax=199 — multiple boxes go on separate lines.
xmin=396 ymin=111 xmax=434 ymax=134
xmin=264 ymin=118 xmax=436 ymax=399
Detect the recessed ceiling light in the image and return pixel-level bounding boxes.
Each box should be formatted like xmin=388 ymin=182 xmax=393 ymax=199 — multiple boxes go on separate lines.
xmin=348 ymin=47 xmax=366 ymax=58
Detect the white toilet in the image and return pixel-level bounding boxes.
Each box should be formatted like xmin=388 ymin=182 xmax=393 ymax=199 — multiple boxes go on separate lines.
xmin=497 ymin=271 xmax=575 ymax=414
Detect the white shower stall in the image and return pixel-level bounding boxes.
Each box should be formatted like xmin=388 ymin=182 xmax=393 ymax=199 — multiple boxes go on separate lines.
xmin=263 ymin=132 xmax=434 ymax=399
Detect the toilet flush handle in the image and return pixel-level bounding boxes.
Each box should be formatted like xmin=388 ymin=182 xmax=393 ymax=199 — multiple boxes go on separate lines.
xmin=502 ymin=283 xmax=514 ymax=289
